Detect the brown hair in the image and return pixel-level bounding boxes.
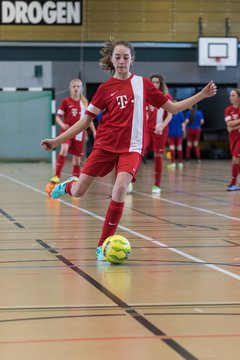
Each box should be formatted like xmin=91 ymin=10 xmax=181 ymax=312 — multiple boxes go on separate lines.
xmin=99 ymin=38 xmax=135 ymax=75
xmin=150 ymin=73 xmax=169 ymax=94
xmin=189 ymin=104 xmax=197 ymax=123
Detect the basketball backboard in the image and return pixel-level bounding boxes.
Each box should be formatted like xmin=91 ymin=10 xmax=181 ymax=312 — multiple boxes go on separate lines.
xmin=198 ymin=37 xmax=238 ymax=68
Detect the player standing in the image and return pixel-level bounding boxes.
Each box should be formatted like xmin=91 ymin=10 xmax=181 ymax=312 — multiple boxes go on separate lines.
xmin=147 ymin=74 xmax=172 ymax=193
xmin=185 ymin=104 xmax=204 ymax=162
xmin=46 ymin=79 xmax=95 ymax=194
xmin=225 ymin=88 xmax=240 ymax=191
xmin=167 ymin=109 xmax=186 ymax=169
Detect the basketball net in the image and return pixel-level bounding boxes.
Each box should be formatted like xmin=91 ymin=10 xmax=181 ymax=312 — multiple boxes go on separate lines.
xmin=215 ymin=57 xmax=226 ymax=71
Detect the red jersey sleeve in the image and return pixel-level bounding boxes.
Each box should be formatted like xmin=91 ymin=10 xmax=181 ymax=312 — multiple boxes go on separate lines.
xmin=144 ymin=78 xmax=169 ymax=109
xmin=85 ymin=83 xmax=107 ymax=118
xmin=57 ymin=98 xmax=67 ymax=117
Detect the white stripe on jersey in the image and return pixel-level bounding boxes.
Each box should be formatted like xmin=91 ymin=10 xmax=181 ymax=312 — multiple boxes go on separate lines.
xmin=129 ymin=76 xmax=144 ymax=154
xmin=156 ymin=108 xmax=164 ymax=126
xmin=80 ymin=99 xmax=86 ymax=119
xmin=87 ymin=103 xmax=102 ymax=116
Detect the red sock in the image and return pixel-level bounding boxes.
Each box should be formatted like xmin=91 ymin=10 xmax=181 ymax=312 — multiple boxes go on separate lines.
xmin=154 ymin=156 xmax=162 ymax=187
xmin=55 ymin=154 xmax=66 ymax=178
xmin=186 ymin=146 xmax=191 ymax=159
xmin=231 ymin=164 xmax=239 ymax=185
xmin=170 ymin=150 xmax=175 ymax=162
xmin=98 ymin=200 xmax=124 ymax=246
xmin=72 ymin=165 xmax=81 ymax=177
xmin=177 ymin=150 xmax=183 ymax=162
xmin=65 ymin=180 xmax=78 ymax=196
xmin=194 ymin=146 xmax=200 ymax=159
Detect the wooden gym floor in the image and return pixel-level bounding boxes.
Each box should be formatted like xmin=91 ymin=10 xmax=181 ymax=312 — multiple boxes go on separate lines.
xmin=0 ymin=159 xmax=240 ymax=360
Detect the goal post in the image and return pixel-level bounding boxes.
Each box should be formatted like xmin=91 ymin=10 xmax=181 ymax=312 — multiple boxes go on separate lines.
xmin=0 ymin=87 xmax=56 ymax=171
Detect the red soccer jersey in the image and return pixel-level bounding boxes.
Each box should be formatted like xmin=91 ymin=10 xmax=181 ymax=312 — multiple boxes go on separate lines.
xmin=225 ymin=105 xmax=240 ymax=136
xmin=85 ymin=74 xmax=168 ymax=154
xmin=147 ymin=93 xmax=172 ymax=133
xmin=57 ymin=97 xmax=87 ymax=128
xmin=225 ymin=105 xmax=240 ymax=123
xmin=225 ymin=105 xmax=240 ymax=156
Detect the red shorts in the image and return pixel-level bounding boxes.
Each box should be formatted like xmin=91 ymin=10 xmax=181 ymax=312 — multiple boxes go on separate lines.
xmin=147 ymin=127 xmax=168 ymax=154
xmin=229 ymin=131 xmax=240 ymax=157
xmin=168 ymin=136 xmax=183 ymax=146
xmin=63 ymin=135 xmax=84 ymax=157
xmin=186 ymin=128 xmax=201 ymax=142
xmin=82 ymin=149 xmax=142 ymax=181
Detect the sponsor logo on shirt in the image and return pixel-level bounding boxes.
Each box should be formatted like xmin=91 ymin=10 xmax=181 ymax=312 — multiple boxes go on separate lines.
xmin=116 ymin=95 xmax=128 ymax=109
xmin=71 ymin=108 xmax=78 ymax=116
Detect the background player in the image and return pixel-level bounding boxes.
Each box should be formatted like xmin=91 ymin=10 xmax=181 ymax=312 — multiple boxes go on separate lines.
xmin=146 ymin=74 xmax=172 ymax=193
xmin=46 ymin=79 xmax=96 ymax=194
xmin=224 ymin=88 xmax=240 ymax=191
xmin=185 ymin=104 xmax=204 ymax=162
xmin=167 ymin=107 xmax=186 ymax=169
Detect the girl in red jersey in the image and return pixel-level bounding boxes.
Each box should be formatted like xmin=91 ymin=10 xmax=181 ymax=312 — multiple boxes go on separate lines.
xmin=225 ymin=88 xmax=240 ymax=191
xmin=147 ymin=74 xmax=172 ymax=193
xmin=50 ymin=79 xmax=95 ymax=184
xmin=41 ymin=39 xmax=217 ymax=260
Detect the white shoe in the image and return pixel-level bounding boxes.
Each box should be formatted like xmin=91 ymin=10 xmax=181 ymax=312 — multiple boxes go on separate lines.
xmin=152 ymin=185 xmax=161 ymax=194
xmin=167 ymin=163 xmax=176 ymax=169
xmin=178 ymin=163 xmax=183 ymax=169
xmin=127 ymin=182 xmax=133 ymax=194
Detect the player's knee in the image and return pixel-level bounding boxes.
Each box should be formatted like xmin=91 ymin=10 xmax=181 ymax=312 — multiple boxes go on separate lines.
xmin=112 ymin=184 xmax=127 ymax=201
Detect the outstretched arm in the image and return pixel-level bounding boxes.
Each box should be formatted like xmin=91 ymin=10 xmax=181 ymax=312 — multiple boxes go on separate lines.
xmin=41 ymin=114 xmax=94 ymax=151
xmin=162 ymin=81 xmax=217 ymax=114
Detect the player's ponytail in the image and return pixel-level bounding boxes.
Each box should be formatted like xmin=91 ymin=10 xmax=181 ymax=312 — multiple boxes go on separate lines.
xmin=189 ymin=104 xmax=197 ymax=123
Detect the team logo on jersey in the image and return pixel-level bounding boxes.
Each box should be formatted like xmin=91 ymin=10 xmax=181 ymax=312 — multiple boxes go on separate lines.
xmin=71 ymin=108 xmax=78 ymax=116
xmin=116 ymin=95 xmax=128 ymax=109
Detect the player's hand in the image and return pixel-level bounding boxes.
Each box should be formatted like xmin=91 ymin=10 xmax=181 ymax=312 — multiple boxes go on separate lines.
xmin=41 ymin=139 xmax=56 ymax=151
xmin=154 ymin=123 xmax=164 ymax=135
xmin=201 ymin=80 xmax=217 ymax=98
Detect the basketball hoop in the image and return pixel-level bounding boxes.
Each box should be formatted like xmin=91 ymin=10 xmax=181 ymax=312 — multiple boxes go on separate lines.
xmin=215 ymin=57 xmax=226 ymax=71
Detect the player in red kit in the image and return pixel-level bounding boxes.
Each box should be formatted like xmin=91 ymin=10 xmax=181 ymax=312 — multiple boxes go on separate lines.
xmin=45 ymin=79 xmax=96 ymax=195
xmin=41 ymin=39 xmax=217 ymax=260
xmin=225 ymin=88 xmax=240 ymax=191
xmin=147 ymin=74 xmax=172 ymax=193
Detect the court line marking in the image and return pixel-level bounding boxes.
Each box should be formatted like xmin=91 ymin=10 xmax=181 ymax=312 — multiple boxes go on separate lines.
xmin=93 ymin=178 xmax=240 ymax=222
xmin=1 ymin=333 xmax=240 ymax=345
xmin=1 ymin=172 xmax=240 ymax=281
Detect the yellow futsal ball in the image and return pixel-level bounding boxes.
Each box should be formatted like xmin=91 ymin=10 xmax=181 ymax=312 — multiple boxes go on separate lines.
xmin=102 ymin=235 xmax=131 ymax=264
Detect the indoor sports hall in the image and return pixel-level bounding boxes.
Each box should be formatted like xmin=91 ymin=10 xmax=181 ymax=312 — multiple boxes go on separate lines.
xmin=0 ymin=1 xmax=240 ymax=359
